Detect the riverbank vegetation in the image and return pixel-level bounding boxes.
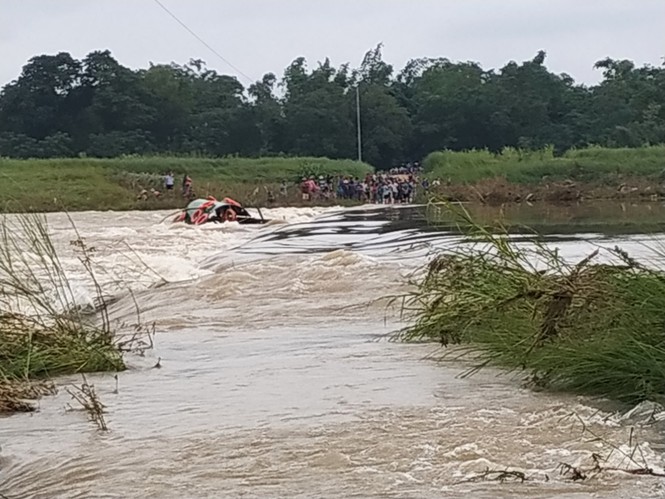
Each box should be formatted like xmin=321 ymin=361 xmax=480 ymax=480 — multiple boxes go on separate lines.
xmin=0 ymin=213 xmax=147 ymax=413
xmin=424 ymin=145 xmax=665 ymax=185
xmin=2 ymin=146 xmax=664 ymax=213
xmin=0 ymin=156 xmax=372 ymax=212
xmin=2 ymin=46 xmax=664 ymax=211
xmin=424 ymin=145 xmax=665 ymax=205
xmin=395 ymin=206 xmax=665 ymax=405
xmin=1 ymin=46 xmax=664 ymax=167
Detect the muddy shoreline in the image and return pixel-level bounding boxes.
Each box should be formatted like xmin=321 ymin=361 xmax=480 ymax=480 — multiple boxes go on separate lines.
xmin=431 ymin=176 xmax=665 ymax=205
xmin=2 ymin=174 xmax=664 ymax=215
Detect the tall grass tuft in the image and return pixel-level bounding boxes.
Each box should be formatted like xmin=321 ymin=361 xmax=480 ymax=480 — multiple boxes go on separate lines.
xmin=394 ymin=203 xmax=665 ymax=404
xmin=0 ymin=212 xmax=143 ymax=412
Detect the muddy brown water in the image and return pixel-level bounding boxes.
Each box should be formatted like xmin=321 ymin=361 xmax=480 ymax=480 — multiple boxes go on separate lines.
xmin=2 ymin=203 xmax=665 ymax=498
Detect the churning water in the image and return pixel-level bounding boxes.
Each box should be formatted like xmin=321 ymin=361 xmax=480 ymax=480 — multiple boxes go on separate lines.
xmin=2 ymin=204 xmax=665 ymax=498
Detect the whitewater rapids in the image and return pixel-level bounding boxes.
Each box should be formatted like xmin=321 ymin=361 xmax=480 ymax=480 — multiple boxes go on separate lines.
xmin=1 ymin=205 xmax=665 ymax=499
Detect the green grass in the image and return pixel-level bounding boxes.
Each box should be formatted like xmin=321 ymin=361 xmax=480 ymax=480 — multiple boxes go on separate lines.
xmin=395 ymin=204 xmax=665 ymax=405
xmin=0 ymin=323 xmax=124 ymax=380
xmin=0 ymin=213 xmax=135 ymax=412
xmin=0 ymin=156 xmax=373 ymax=212
xmin=95 ymin=155 xmax=373 ymax=181
xmin=423 ymin=145 xmax=665 ymax=184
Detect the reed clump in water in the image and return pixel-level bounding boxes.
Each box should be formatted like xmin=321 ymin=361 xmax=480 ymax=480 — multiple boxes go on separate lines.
xmin=66 ymin=374 xmax=108 ymax=431
xmin=395 ymin=205 xmax=665 ymax=404
xmin=0 ymin=213 xmax=140 ymax=413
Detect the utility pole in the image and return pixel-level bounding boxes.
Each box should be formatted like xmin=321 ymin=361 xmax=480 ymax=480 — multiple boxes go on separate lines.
xmin=356 ymin=85 xmax=362 ymax=162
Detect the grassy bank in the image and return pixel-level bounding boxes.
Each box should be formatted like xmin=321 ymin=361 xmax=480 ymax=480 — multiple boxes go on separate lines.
xmin=0 ymin=156 xmax=373 ymax=212
xmin=424 ymin=145 xmax=665 ymax=185
xmin=395 ymin=206 xmax=665 ymax=405
xmin=0 ymin=213 xmax=140 ymax=413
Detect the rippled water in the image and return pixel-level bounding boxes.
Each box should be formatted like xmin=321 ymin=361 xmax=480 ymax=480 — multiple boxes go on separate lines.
xmin=2 ymin=204 xmax=665 ymax=498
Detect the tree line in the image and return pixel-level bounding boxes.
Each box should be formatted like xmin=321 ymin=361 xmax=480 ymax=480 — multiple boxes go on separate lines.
xmin=0 ymin=45 xmax=663 ymax=167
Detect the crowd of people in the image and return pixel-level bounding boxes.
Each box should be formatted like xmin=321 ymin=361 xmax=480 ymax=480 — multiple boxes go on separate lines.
xmin=387 ymin=162 xmax=424 ymax=176
xmin=148 ymin=162 xmax=431 ymax=205
xmin=295 ymin=161 xmax=427 ymax=204
xmin=298 ymin=169 xmax=426 ymax=204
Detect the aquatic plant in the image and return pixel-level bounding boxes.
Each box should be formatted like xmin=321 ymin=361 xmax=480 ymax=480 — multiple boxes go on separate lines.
xmin=66 ymin=375 xmax=108 ymax=431
xmin=0 ymin=212 xmax=151 ymax=413
xmin=394 ymin=203 xmax=665 ymax=404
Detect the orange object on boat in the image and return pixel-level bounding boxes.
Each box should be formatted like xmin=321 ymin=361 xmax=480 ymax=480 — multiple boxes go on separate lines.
xmin=222 ymin=197 xmax=242 ymax=207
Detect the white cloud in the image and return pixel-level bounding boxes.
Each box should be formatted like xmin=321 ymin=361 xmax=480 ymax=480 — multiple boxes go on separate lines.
xmin=1 ymin=0 xmax=663 ymax=87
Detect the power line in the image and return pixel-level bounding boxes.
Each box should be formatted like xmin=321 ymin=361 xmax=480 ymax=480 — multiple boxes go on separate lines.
xmin=151 ymin=0 xmax=255 ymax=83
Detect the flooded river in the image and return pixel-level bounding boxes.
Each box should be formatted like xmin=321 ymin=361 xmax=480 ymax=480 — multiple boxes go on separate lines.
xmin=2 ymin=204 xmax=665 ymax=498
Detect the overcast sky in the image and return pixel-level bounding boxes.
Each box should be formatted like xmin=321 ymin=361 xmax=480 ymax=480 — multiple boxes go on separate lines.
xmin=1 ymin=0 xmax=663 ymax=88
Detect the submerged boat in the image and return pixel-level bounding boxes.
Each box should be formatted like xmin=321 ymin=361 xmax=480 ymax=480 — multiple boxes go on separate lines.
xmin=173 ymin=196 xmax=268 ymax=225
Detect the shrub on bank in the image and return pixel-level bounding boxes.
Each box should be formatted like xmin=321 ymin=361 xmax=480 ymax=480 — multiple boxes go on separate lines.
xmin=0 ymin=213 xmax=146 ymax=412
xmin=395 ymin=205 xmax=665 ymax=404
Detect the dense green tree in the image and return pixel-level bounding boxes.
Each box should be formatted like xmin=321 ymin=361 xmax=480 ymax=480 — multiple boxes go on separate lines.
xmin=180 ymin=61 xmax=260 ymax=155
xmin=408 ymin=59 xmax=491 ymax=155
xmin=280 ymin=57 xmax=355 ymax=158
xmin=0 ymin=52 xmax=81 ymax=140
xmin=484 ymin=51 xmax=584 ymax=152
xmin=356 ymin=45 xmax=413 ymax=166
xmin=248 ymin=73 xmax=285 ymax=154
xmin=589 ymin=58 xmax=665 ymax=146
xmin=0 ymin=49 xmax=663 ymax=165
xmin=76 ymin=50 xmax=156 ymax=153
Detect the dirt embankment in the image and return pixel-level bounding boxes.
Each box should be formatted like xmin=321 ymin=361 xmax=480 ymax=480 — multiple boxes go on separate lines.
xmin=430 ymin=177 xmax=665 ymax=205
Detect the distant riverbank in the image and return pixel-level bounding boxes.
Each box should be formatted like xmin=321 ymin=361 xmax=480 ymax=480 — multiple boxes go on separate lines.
xmin=2 ymin=147 xmax=665 ymax=213
xmin=0 ymin=156 xmax=373 ymax=212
